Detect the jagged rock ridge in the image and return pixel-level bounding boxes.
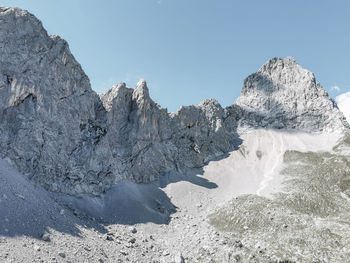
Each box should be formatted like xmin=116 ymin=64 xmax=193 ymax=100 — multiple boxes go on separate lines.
xmin=0 ymin=6 xmax=348 ymax=195
xmin=0 ymin=7 xmax=237 ymax=195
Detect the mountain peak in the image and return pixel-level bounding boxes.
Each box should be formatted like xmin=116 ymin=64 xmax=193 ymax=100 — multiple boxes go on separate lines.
xmin=242 ymin=57 xmax=316 ymax=95
xmin=99 ymin=82 xmax=130 ymax=111
xmin=133 ymin=78 xmax=150 ymax=100
xmin=260 ymin=56 xmax=297 ymax=67
xmin=235 ymin=57 xmax=349 ymax=132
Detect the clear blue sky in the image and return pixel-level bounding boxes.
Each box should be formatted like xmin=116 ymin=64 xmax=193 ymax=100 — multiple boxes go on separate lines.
xmin=2 ymin=0 xmax=350 ymax=112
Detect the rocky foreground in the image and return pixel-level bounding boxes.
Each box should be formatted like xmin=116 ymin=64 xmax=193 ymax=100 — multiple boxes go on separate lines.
xmin=1 ymin=130 xmax=349 ymax=263
xmin=1 ymin=5 xmax=350 ymax=263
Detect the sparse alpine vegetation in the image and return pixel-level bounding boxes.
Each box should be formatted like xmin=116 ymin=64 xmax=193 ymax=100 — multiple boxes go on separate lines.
xmin=209 ymin=133 xmax=350 ymax=262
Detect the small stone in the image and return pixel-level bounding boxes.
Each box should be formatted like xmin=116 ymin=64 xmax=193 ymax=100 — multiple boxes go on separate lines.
xmin=130 ymin=227 xmax=137 ymax=234
xmin=15 ymin=193 xmax=25 ymax=200
xmin=58 ymin=252 xmax=66 ymax=258
xmin=41 ymin=233 xmax=51 ymax=242
xmin=33 ymin=244 xmax=41 ymax=251
xmin=235 ymin=240 xmax=243 ymax=248
xmin=221 ymin=239 xmax=227 ymax=245
xmin=73 ymin=210 xmax=80 ymax=216
xmin=120 ymin=250 xmax=128 ymax=256
xmin=174 ymin=253 xmax=185 ymax=263
xmin=106 ymin=236 xmax=114 ymax=241
xmin=128 ymin=238 xmax=136 ymax=244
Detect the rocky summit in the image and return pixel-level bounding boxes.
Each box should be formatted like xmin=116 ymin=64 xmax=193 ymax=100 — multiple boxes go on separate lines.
xmin=0 ymin=6 xmax=348 ymax=196
xmin=234 ymin=56 xmax=349 ymax=132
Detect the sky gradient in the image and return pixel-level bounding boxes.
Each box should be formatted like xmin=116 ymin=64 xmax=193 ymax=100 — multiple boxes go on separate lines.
xmin=1 ymin=0 xmax=350 ymax=112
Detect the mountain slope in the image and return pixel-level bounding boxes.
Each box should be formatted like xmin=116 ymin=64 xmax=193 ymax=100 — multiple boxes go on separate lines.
xmin=209 ymin=132 xmax=350 ymax=262
xmin=0 ymin=6 xmax=348 ymax=197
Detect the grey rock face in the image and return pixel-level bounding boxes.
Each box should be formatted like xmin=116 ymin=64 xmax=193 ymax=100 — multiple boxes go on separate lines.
xmin=0 ymin=6 xmax=113 ymax=195
xmin=99 ymin=79 xmax=237 ymax=184
xmin=233 ymin=57 xmax=349 ymax=132
xmin=0 ymin=7 xmax=348 ymax=195
xmin=0 ymin=7 xmax=238 ymax=194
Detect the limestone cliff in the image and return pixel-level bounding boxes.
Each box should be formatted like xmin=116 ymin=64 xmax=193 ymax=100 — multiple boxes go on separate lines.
xmin=0 ymin=7 xmax=348 ymax=195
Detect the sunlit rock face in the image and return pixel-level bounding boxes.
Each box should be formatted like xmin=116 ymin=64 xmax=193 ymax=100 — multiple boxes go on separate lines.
xmin=0 ymin=6 xmax=113 ymax=195
xmin=0 ymin=7 xmax=239 ymax=195
xmin=0 ymin=7 xmax=348 ymax=196
xmin=100 ymin=80 xmax=238 ymax=184
xmin=233 ymin=57 xmax=349 ymax=132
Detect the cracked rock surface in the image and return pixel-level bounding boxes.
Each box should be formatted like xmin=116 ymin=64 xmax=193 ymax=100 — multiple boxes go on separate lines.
xmin=0 ymin=7 xmax=238 ymax=195
xmin=0 ymin=6 xmax=348 ymax=196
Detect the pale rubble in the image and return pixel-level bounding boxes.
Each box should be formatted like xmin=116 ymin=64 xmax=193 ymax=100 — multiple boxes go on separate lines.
xmin=0 ymin=6 xmax=349 ymax=198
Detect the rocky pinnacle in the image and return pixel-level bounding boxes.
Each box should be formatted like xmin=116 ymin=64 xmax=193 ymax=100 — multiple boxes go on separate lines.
xmin=234 ymin=57 xmax=349 ymax=132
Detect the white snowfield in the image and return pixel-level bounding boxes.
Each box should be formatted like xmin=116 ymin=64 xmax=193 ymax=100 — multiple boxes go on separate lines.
xmin=163 ymin=129 xmax=343 ymax=213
